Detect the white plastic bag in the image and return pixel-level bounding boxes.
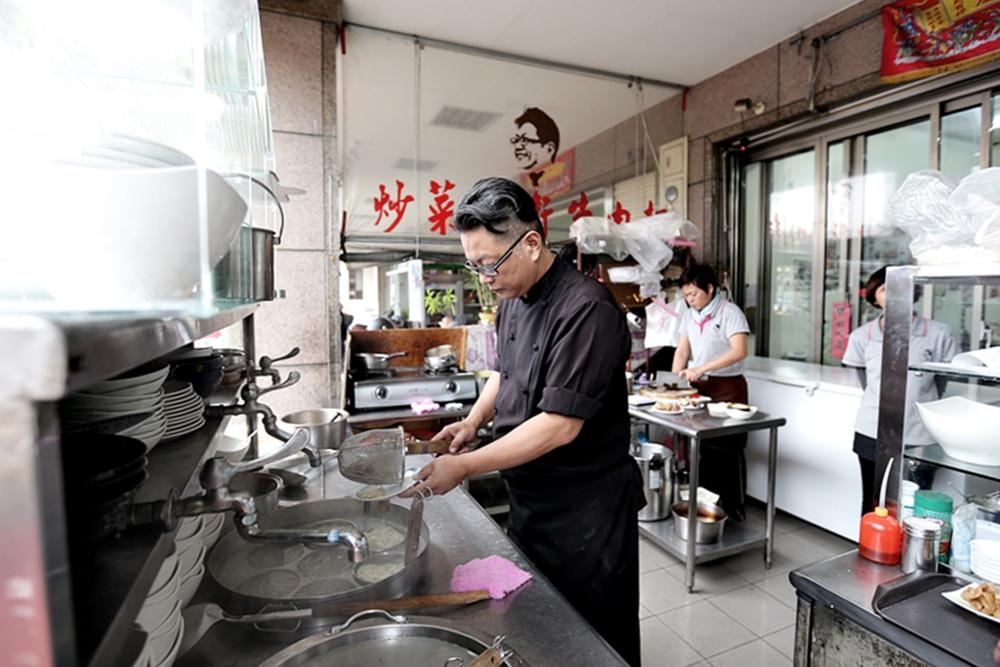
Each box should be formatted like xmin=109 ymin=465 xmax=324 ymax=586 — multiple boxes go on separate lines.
xmin=889 ymin=170 xmax=969 ymax=256
xmin=569 ymin=216 xmax=629 ymax=260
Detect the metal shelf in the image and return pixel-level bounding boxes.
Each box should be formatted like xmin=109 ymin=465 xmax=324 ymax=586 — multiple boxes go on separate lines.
xmin=74 ymin=387 xmax=237 ymax=667
xmin=905 ymin=444 xmax=1000 ymax=484
xmin=639 ymin=516 xmax=768 ymax=566
xmin=908 ymin=362 xmax=1000 ymax=384
xmin=59 ymin=304 xmax=257 ymax=393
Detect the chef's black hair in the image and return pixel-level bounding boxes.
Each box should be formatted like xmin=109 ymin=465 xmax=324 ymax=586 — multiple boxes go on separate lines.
xmin=865 ymin=265 xmax=922 ymax=309
xmin=679 ymin=264 xmax=718 ymax=293
xmin=455 ymin=177 xmax=544 ymax=240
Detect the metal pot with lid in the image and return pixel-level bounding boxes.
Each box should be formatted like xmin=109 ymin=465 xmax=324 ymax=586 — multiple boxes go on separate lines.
xmin=425 ymin=344 xmax=458 ymax=372
xmin=259 ymin=611 xmax=528 ymax=666
xmin=632 ymin=442 xmax=673 ymax=522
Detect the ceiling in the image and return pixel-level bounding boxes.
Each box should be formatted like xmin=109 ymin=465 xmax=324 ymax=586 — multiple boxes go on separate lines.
xmin=338 ymin=0 xmax=864 ymax=251
xmin=343 ymin=0 xmax=864 ymax=87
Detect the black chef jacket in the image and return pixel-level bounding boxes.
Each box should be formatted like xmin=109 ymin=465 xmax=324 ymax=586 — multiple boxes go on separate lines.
xmin=493 ymin=257 xmax=644 ymax=667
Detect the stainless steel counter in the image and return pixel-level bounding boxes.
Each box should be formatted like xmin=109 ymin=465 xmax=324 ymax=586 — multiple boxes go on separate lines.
xmin=790 ymin=551 xmax=970 ymax=666
xmin=179 ymin=454 xmax=626 ymax=666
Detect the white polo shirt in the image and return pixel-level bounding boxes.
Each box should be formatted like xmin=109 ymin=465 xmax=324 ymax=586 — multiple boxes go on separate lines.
xmin=680 ymin=298 xmax=751 ymax=377
xmin=842 ymin=316 xmax=957 ymax=444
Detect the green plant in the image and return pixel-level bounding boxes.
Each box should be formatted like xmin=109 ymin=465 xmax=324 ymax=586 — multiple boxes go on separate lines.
xmin=424 ymin=288 xmax=457 ymax=317
xmin=465 ymin=269 xmax=496 ymax=311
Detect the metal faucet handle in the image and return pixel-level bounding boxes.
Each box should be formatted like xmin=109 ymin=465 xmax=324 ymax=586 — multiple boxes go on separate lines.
xmin=232 ymin=428 xmax=311 ymax=475
xmin=259 ymin=347 xmax=300 ymax=370
xmin=258 ymin=371 xmax=300 ymax=396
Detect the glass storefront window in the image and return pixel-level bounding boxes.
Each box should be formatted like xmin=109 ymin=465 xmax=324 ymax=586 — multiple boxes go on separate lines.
xmin=940 ymin=106 xmax=981 ymax=179
xmin=822 ymin=141 xmax=850 ymax=365
xmin=741 ymin=163 xmax=762 ymax=354
xmin=765 ymin=151 xmax=816 ymax=361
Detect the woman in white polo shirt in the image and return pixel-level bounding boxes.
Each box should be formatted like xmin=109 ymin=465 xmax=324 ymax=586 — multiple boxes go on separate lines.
xmin=842 ymin=266 xmax=956 ymax=515
xmin=672 ymin=264 xmax=751 ymax=520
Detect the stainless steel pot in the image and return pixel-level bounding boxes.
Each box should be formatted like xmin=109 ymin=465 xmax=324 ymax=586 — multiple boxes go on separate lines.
xmin=671 ymin=501 xmax=727 ymax=544
xmin=229 ymin=471 xmax=282 ymax=513
xmin=280 ymin=409 xmax=350 ymax=450
xmin=634 ymin=443 xmax=673 ymax=522
xmin=424 ymin=344 xmax=457 ymax=371
xmin=354 ymin=351 xmax=406 ymax=372
xmin=219 ymin=348 xmax=248 ymax=386
xmin=259 ymin=612 xmax=527 ymax=666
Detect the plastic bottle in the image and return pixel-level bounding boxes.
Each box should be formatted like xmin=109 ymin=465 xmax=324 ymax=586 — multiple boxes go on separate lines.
xmin=914 ymin=490 xmax=953 ymax=564
xmin=858 ymin=458 xmax=902 ymax=565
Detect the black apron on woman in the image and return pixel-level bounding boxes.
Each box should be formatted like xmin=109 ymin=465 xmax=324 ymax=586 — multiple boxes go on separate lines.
xmin=493 ymin=259 xmax=645 ymax=666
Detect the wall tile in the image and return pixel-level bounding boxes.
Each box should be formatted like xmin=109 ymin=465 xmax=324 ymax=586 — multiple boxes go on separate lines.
xmin=642 ymin=94 xmax=685 ymax=147
xmin=261 ymin=12 xmax=323 ymax=135
xmin=574 ymin=126 xmax=617 ymax=189
xmin=688 ymin=137 xmax=705 ymax=185
xmin=259 ymin=0 xmax=341 ymax=23
xmin=255 ymin=250 xmax=328 ymax=365
xmin=684 ymin=47 xmax=779 ymax=140
xmin=274 ymin=132 xmax=326 ymax=250
xmin=687 ymin=181 xmax=705 ymax=235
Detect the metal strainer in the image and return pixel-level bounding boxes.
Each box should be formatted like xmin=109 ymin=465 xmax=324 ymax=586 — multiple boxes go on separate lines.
xmin=338 ymin=427 xmax=406 ymax=485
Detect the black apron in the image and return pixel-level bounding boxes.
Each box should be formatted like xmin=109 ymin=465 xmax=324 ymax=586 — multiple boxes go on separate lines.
xmin=503 ymin=457 xmax=646 ymax=667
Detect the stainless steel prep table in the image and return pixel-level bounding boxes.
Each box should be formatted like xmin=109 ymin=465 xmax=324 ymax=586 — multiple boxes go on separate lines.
xmin=628 ymin=406 xmax=785 ymax=592
xmin=179 ymin=454 xmax=627 ymax=666
xmin=790 ymin=551 xmax=968 ymax=666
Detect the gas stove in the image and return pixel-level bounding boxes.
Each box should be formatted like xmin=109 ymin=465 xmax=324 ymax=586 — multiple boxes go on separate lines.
xmin=351 ymin=366 xmax=478 ymax=410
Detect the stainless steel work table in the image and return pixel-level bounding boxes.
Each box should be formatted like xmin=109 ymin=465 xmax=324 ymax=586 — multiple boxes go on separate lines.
xmin=628 ymin=406 xmax=786 ymax=592
xmin=179 ymin=454 xmax=626 ymax=666
xmin=789 ymin=551 xmax=969 ymax=666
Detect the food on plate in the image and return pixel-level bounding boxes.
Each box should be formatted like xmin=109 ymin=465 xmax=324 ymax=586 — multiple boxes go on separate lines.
xmin=727 ymin=402 xmax=753 ymax=412
xmin=652 ymin=401 xmax=683 ymax=414
xmin=962 ymin=582 xmax=1000 ymax=617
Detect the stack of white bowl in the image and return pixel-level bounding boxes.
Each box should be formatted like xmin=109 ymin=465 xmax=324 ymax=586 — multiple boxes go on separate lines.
xmin=135 ymin=555 xmax=184 ymax=667
xmin=174 ymin=514 xmax=226 ymax=608
xmin=161 ymin=381 xmax=206 ymax=442
xmin=61 ymin=366 xmax=169 ymax=452
xmin=971 ymin=539 xmax=1000 ymax=582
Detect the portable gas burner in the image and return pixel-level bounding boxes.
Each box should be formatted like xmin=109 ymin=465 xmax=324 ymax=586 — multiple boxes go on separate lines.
xmin=351 ymin=366 xmax=478 ymax=410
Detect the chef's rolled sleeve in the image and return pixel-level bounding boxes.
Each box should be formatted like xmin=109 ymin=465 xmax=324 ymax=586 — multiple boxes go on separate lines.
xmin=538 ymin=301 xmax=629 ymax=420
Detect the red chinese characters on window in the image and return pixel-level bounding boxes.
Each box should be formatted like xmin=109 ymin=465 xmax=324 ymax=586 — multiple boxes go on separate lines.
xmin=567 ymin=191 xmax=593 ymax=221
xmin=428 ymin=179 xmax=456 ymax=236
xmin=608 ymin=200 xmax=631 ymax=225
xmin=373 ymin=180 xmax=414 ymax=233
xmin=533 ymin=191 xmax=553 ymax=237
xmin=644 ymin=200 xmax=667 ymax=217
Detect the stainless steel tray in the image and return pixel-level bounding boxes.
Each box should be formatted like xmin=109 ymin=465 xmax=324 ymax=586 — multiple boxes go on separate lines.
xmin=258 ymin=611 xmax=528 ymax=666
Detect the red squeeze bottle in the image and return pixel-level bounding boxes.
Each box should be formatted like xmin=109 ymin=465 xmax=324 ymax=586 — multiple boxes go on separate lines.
xmin=858 ymin=457 xmax=901 ymax=565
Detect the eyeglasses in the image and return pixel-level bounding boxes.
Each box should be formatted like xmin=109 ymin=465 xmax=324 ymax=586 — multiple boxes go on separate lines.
xmin=510 ymin=133 xmax=543 ymax=145
xmin=464 ymin=230 xmax=532 ymax=277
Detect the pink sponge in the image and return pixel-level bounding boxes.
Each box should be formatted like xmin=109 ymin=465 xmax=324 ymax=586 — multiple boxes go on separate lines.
xmin=450 ymin=555 xmax=533 ymax=600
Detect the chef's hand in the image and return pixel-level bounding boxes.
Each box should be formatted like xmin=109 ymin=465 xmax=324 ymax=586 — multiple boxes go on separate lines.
xmin=401 ymin=455 xmax=468 ymax=498
xmin=434 ymin=418 xmax=478 ymax=454
xmin=678 ymin=367 xmax=706 ymax=383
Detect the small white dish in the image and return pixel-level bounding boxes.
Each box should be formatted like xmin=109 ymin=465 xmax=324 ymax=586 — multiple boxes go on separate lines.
xmin=154 ymin=617 xmax=184 ymax=667
xmin=138 ymin=585 xmax=180 ymax=632
xmin=176 ymin=544 xmax=205 ymax=577
xmin=942 ymin=584 xmax=1000 ymax=625
xmin=725 ymin=405 xmax=758 ymax=420
xmin=146 ymin=555 xmax=179 ymax=600
xmin=706 ymin=402 xmax=728 ymax=418
xmin=178 ymin=565 xmax=205 ymax=608
xmin=175 ymin=517 xmax=203 ymax=544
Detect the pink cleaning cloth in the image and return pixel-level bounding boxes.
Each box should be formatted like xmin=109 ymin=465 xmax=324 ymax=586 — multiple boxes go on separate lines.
xmin=410 ymin=399 xmax=440 ymax=415
xmin=450 ymin=555 xmax=533 ymax=600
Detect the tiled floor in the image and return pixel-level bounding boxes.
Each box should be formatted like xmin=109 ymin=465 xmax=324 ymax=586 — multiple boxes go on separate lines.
xmin=638 ymin=501 xmax=855 ymax=666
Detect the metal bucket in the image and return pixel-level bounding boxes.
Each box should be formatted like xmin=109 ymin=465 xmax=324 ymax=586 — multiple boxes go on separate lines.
xmin=633 ymin=443 xmax=673 ymax=522
xmin=671 ymin=501 xmax=727 ymax=544
xmin=280 ymin=409 xmax=350 ymax=451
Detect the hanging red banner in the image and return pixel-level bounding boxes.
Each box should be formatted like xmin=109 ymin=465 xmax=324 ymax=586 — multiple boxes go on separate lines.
xmin=882 ymin=0 xmax=1000 ymax=84
xmin=518 ymin=148 xmax=574 ymax=199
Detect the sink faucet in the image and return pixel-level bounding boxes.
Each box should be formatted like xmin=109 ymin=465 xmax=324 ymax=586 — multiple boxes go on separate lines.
xmin=132 ymin=429 xmax=368 ymax=562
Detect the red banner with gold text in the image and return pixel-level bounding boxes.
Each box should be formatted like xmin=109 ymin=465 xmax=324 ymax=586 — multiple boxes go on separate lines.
xmin=882 ymin=0 xmax=1000 ymax=83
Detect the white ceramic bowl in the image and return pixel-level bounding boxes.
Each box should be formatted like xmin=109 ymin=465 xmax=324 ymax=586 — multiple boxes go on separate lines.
xmin=175 ymin=517 xmax=203 ymax=544
xmin=706 ymin=402 xmax=728 ymax=418
xmin=915 ymin=397 xmax=1000 ymax=466
xmin=725 ymin=405 xmax=758 ymax=420
xmin=199 ymin=518 xmax=226 ymax=551
xmin=216 ymin=434 xmax=251 ymax=464
xmin=178 ymin=565 xmax=205 ymax=607
xmin=146 ymin=555 xmax=179 ymax=601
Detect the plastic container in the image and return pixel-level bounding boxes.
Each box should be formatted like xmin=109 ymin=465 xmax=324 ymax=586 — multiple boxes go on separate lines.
xmin=859 ymin=506 xmax=902 ymax=565
xmin=914 ymin=490 xmax=953 ymax=564
xmin=900 ymin=480 xmax=919 ymax=523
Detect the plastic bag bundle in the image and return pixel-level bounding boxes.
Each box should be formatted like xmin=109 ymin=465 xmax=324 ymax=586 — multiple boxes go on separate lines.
xmin=890 ymin=168 xmax=1000 ymax=260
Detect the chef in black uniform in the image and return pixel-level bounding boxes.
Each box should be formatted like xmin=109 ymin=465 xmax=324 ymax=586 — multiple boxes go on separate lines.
xmin=408 ymin=177 xmax=645 ymax=666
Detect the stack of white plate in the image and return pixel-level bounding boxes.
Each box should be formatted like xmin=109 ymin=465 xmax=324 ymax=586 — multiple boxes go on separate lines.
xmin=137 ymin=555 xmax=185 ymax=667
xmin=61 ymin=366 xmax=169 ymax=452
xmin=971 ymin=539 xmax=1000 ymax=582
xmin=161 ymin=381 xmax=205 ymax=442
xmin=174 ymin=514 xmax=225 ymax=608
